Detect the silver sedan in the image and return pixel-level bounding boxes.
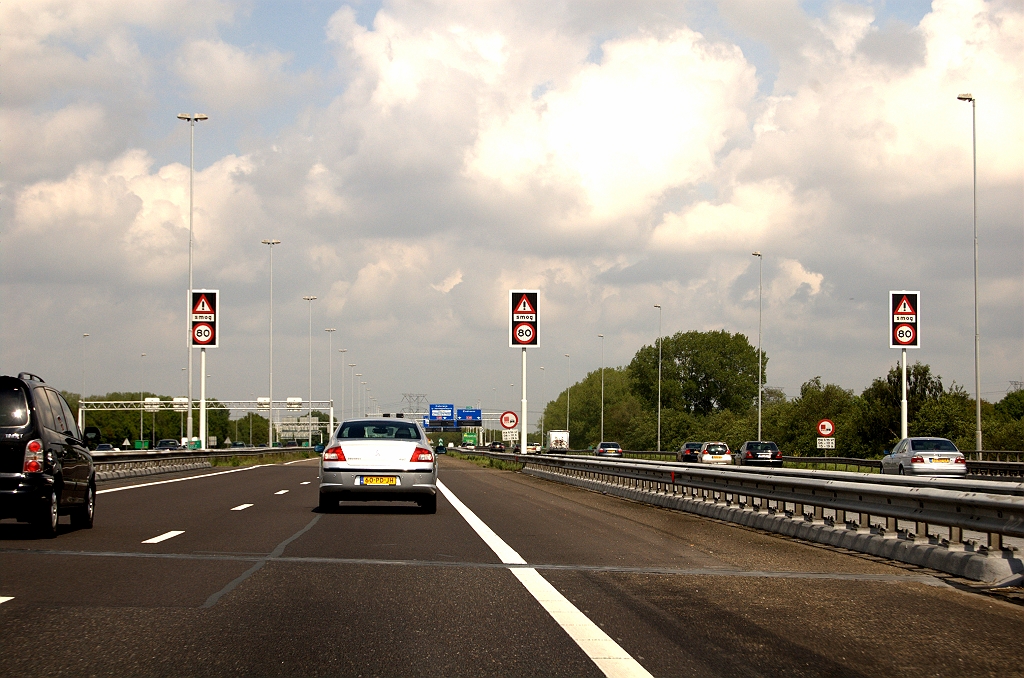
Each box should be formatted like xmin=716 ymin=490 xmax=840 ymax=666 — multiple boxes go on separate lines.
xmin=880 ymin=437 xmax=966 ymax=477
xmin=318 ymin=418 xmax=438 ymax=512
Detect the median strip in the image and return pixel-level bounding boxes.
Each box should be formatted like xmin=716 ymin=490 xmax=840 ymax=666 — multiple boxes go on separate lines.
xmin=142 ymin=530 xmax=184 ymax=544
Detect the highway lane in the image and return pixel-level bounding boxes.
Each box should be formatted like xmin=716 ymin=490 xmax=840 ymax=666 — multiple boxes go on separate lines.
xmin=0 ymin=455 xmax=1022 ymax=676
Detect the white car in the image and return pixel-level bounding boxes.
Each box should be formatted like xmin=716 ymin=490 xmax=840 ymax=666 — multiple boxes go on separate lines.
xmin=318 ymin=417 xmax=438 ymax=512
xmin=699 ymin=441 xmax=733 ymax=465
xmin=881 ymin=437 xmax=966 ymax=476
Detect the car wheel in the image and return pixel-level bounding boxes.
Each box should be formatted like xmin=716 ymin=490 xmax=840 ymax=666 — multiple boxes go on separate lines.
xmin=419 ymin=494 xmax=437 ymax=514
xmin=71 ymin=481 xmax=95 ymax=529
xmin=318 ymin=491 xmax=335 ymax=511
xmin=36 ymin=487 xmax=59 ymax=538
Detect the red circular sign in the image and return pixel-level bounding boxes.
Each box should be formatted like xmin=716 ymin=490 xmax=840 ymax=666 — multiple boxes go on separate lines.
xmin=893 ymin=323 xmax=916 ymax=345
xmin=817 ymin=419 xmax=835 ymax=437
xmin=192 ymin=323 xmax=214 ymax=345
xmin=513 ymin=322 xmax=535 ymax=344
xmin=500 ymin=411 xmax=519 ymax=429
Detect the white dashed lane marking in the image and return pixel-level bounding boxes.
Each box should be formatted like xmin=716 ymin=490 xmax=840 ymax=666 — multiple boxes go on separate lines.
xmin=274 ymin=490 xmax=289 ymax=495
xmin=0 ymin=596 xmax=13 ymax=605
xmin=300 ymin=482 xmax=311 ymax=485
xmin=231 ymin=504 xmax=253 ymax=511
xmin=142 ymin=530 xmax=184 ymax=544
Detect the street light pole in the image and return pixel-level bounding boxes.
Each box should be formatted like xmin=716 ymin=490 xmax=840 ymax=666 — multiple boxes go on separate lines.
xmin=177 ymin=113 xmax=207 ymax=450
xmin=598 ymin=334 xmax=605 ymax=442
xmin=564 ymin=354 xmax=571 ymax=433
xmin=958 ymin=93 xmax=983 ymax=452
xmin=79 ymin=333 xmax=89 ymax=432
xmin=752 ymin=252 xmax=763 ymax=441
xmin=539 ymin=366 xmax=545 ymax=448
xmin=303 ymin=296 xmax=317 ymax=447
xmin=326 ymin=332 xmax=336 ymax=433
xmin=654 ymin=305 xmax=662 ymax=453
xmin=261 ymin=239 xmax=280 ymax=447
xmin=347 ymin=362 xmax=355 ymax=420
xmin=139 ymin=353 xmax=146 ymax=447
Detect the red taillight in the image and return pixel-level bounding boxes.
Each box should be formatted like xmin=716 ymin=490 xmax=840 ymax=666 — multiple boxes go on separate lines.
xmin=322 ymin=445 xmax=346 ymax=461
xmin=955 ymin=456 xmax=966 ymax=464
xmin=745 ymin=451 xmax=753 ymax=458
xmin=910 ymin=455 xmax=924 ymax=464
xmin=24 ymin=439 xmax=44 ymax=473
xmin=411 ymin=447 xmax=434 ymax=463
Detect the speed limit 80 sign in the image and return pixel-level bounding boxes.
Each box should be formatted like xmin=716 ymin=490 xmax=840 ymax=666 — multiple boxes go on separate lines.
xmin=509 ymin=290 xmax=539 ymax=348
xmin=889 ymin=291 xmax=919 ymax=349
xmin=191 ymin=289 xmax=219 ymax=348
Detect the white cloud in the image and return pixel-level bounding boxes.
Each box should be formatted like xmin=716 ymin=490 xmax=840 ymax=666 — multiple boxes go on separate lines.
xmin=174 ymin=39 xmax=303 ymax=112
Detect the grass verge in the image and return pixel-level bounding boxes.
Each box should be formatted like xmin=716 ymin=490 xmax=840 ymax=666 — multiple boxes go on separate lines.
xmin=447 ymin=450 xmax=524 ymax=471
xmin=209 ymin=450 xmax=317 ymax=467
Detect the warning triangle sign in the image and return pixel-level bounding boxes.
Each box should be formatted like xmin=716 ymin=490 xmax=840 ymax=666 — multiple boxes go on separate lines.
xmin=515 ymin=295 xmax=535 ymax=314
xmin=193 ymin=294 xmax=213 ymax=314
xmin=895 ymin=296 xmax=915 ymax=315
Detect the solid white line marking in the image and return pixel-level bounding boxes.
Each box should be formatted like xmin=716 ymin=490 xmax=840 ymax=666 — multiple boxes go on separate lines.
xmin=284 ymin=458 xmax=314 ymax=465
xmin=0 ymin=596 xmax=13 ymax=605
xmin=231 ymin=504 xmax=253 ymax=511
xmin=97 ymin=465 xmax=271 ymax=494
xmin=435 ymin=480 xmax=652 ymax=678
xmin=300 ymin=481 xmax=311 ymax=485
xmin=274 ymin=490 xmax=289 ymax=495
xmin=142 ymin=530 xmax=184 ymax=544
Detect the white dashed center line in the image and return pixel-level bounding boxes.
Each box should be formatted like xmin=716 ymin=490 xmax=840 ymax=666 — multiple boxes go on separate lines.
xmin=274 ymin=490 xmax=289 ymax=495
xmin=437 ymin=480 xmax=653 ymax=678
xmin=0 ymin=596 xmax=13 ymax=605
xmin=142 ymin=530 xmax=184 ymax=544
xmin=231 ymin=504 xmax=254 ymax=511
xmin=300 ymin=482 xmax=311 ymax=485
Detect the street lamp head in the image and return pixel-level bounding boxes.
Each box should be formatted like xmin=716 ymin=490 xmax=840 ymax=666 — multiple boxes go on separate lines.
xmin=261 ymin=239 xmax=281 ymax=245
xmin=303 ymin=296 xmax=317 ymax=301
xmin=957 ymin=93 xmax=974 ymax=101
xmin=654 ymin=304 xmax=661 ymax=309
xmin=598 ymin=334 xmax=604 ymax=338
xmin=83 ymin=333 xmax=89 ymax=338
xmin=177 ymin=113 xmax=209 ymax=121
xmin=325 ymin=328 xmax=336 ymax=333
xmin=752 ymin=251 xmax=761 ymax=257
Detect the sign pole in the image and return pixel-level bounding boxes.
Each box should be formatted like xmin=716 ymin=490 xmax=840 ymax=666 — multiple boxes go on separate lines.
xmin=521 ymin=347 xmax=527 ymax=453
xmin=901 ymin=347 xmax=908 ymax=440
xmin=200 ymin=347 xmax=207 ymax=450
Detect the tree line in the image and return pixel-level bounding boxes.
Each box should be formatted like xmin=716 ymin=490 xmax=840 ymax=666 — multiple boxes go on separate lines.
xmin=539 ymin=330 xmax=1024 ymax=455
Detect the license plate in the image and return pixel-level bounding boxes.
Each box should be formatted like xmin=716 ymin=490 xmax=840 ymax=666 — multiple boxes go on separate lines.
xmin=757 ymin=454 xmax=770 ymax=458
xmin=712 ymin=455 xmax=722 ymax=459
xmin=931 ymin=458 xmax=949 ymax=463
xmin=362 ymin=476 xmax=397 ymax=485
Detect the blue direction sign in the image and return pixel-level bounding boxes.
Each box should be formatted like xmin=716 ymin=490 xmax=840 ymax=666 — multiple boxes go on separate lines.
xmin=428 ymin=403 xmax=455 ymax=425
xmin=457 ymin=408 xmax=482 ymax=427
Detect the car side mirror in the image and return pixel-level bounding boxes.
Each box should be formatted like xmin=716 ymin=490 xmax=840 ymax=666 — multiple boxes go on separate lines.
xmin=882 ymin=450 xmax=889 ymax=456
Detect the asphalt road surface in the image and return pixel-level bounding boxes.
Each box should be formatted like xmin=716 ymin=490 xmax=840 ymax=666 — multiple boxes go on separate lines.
xmin=1 ymin=455 xmax=1023 ymax=677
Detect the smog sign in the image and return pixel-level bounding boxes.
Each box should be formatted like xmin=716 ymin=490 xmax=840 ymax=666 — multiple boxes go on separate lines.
xmin=191 ymin=289 xmax=219 ymax=348
xmin=889 ymin=291 xmax=919 ymax=349
xmin=509 ymin=290 xmax=539 ymax=348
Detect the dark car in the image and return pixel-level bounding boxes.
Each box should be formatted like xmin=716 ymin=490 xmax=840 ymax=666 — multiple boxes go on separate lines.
xmin=0 ymin=373 xmax=95 ymax=536
xmin=155 ymin=439 xmax=181 ymax=450
xmin=677 ymin=441 xmax=703 ymax=462
xmin=736 ymin=441 xmax=782 ymax=467
xmin=487 ymin=441 xmax=505 ymax=452
xmin=595 ymin=441 xmax=623 ymax=457
xmin=435 ymin=443 xmax=447 ymax=455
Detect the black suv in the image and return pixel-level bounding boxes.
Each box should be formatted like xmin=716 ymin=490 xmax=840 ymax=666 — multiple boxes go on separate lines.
xmin=0 ymin=373 xmax=95 ymax=536
xmin=736 ymin=441 xmax=782 ymax=467
xmin=677 ymin=441 xmax=703 ymax=463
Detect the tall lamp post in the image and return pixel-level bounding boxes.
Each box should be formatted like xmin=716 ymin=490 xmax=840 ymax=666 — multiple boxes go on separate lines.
xmin=79 ymin=333 xmax=89 ymax=431
xmin=177 ymin=113 xmax=208 ymax=449
xmin=337 ymin=347 xmax=347 ymax=428
xmin=564 ymin=354 xmax=571 ymax=433
xmin=654 ymin=304 xmax=662 ymax=453
xmin=261 ymin=239 xmax=280 ymax=446
xmin=302 ymin=296 xmax=317 ymax=446
xmin=752 ymin=252 xmax=763 ymax=441
xmin=325 ymin=328 xmax=336 ymax=435
xmin=957 ymin=93 xmax=982 ymax=452
xmin=139 ymin=353 xmax=146 ymax=447
xmin=539 ymin=366 xmax=545 ymax=448
xmin=598 ymin=334 xmax=605 ymax=442
xmin=348 ymin=363 xmax=356 ymax=420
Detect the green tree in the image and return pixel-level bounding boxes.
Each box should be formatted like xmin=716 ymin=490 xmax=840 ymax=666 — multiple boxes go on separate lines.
xmin=629 ymin=330 xmax=761 ymax=416
xmin=857 ymin=362 xmax=945 ymax=453
xmin=995 ymin=389 xmax=1024 ymax=421
xmin=774 ymin=378 xmax=861 ymax=456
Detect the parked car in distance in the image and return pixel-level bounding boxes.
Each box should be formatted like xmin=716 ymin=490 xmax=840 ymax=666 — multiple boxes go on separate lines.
xmin=0 ymin=372 xmax=95 ymax=536
xmin=736 ymin=441 xmax=782 ymax=467
xmin=699 ymin=441 xmax=733 ymax=465
xmin=526 ymin=443 xmax=542 ymax=454
xmin=155 ymin=439 xmax=181 ymax=450
xmin=881 ymin=437 xmax=966 ymax=476
xmin=435 ymin=442 xmax=447 ymax=455
xmin=231 ymin=441 xmax=246 ymax=448
xmin=595 ymin=441 xmax=623 ymax=457
xmin=94 ymin=443 xmax=118 ymax=452
xmin=283 ymin=440 xmax=299 ymax=448
xmin=678 ymin=442 xmax=703 ymax=463
xmin=487 ymin=441 xmax=505 ymax=452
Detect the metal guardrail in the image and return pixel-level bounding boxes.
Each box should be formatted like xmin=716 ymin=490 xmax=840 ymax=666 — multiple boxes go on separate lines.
xmin=459 ymin=450 xmax=1024 ymax=581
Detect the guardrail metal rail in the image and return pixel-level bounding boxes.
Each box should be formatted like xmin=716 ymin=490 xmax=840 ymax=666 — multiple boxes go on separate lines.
xmin=460 ymin=450 xmax=1024 ymax=583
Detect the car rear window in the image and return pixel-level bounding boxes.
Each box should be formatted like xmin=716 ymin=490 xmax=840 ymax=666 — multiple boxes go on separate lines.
xmin=705 ymin=444 xmax=727 ymax=453
xmin=748 ymin=442 xmax=778 ymax=452
xmin=600 ymin=443 xmax=620 ymax=449
xmin=337 ymin=422 xmax=420 ymax=439
xmin=684 ymin=443 xmax=702 ymax=450
xmin=911 ymin=439 xmax=958 ymax=452
xmin=0 ymin=384 xmax=29 ymax=427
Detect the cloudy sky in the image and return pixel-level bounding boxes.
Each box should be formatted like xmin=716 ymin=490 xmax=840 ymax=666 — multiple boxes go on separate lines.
xmin=1 ymin=0 xmax=1021 ymax=425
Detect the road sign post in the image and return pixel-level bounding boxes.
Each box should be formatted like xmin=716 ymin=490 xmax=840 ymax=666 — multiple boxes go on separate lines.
xmin=509 ymin=290 xmax=539 ymax=454
xmin=191 ymin=289 xmax=219 ymax=450
xmin=890 ymin=291 xmax=919 ymax=440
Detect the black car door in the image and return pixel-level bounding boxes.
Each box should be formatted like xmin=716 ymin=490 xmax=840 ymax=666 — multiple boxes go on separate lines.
xmin=44 ymin=389 xmax=79 ymax=500
xmin=56 ymin=393 xmax=88 ymax=500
